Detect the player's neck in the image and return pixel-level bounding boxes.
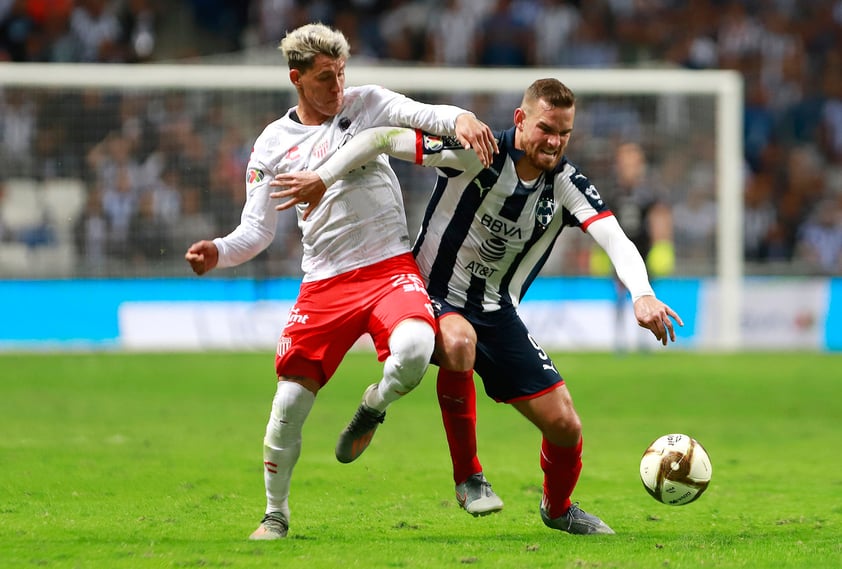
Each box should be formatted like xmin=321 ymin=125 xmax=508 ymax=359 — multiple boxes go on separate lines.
xmin=518 ymin=173 xmax=542 ymax=188
xmin=514 ymin=158 xmax=542 ymax=183
xmin=294 ymin=102 xmax=333 ymax=126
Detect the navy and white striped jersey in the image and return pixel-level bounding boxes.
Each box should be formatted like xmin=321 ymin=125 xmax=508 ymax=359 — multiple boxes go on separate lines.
xmin=412 ymin=126 xmax=612 ymax=313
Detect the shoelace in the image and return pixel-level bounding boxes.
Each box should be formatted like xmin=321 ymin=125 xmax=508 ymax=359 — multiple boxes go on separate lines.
xmin=262 ymin=513 xmax=287 ymax=531
xmin=347 ymin=406 xmax=384 ymax=431
xmin=466 ymin=474 xmax=492 ymax=496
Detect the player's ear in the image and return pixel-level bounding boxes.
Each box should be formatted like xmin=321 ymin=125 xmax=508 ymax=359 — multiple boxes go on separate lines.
xmin=514 ymin=107 xmax=525 ymax=129
xmin=290 ymin=69 xmax=301 ymax=87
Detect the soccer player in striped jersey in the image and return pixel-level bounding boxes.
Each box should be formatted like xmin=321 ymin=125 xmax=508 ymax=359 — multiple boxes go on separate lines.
xmin=184 ymin=23 xmax=497 ymax=540
xmin=271 ymin=78 xmax=682 ymax=535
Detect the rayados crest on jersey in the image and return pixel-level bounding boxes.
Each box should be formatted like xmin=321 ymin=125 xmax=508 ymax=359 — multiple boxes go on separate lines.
xmin=536 ymin=197 xmax=555 ymax=228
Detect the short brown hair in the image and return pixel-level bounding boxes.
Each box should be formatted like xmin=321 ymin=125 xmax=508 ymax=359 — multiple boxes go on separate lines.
xmin=522 ymin=78 xmax=576 ymax=109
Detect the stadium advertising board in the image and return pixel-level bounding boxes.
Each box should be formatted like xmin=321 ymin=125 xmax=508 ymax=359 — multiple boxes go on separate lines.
xmin=1 ymin=277 xmax=838 ymax=352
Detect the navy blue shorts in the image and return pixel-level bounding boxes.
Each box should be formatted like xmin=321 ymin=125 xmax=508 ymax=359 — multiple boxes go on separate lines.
xmin=433 ymin=297 xmax=564 ymax=403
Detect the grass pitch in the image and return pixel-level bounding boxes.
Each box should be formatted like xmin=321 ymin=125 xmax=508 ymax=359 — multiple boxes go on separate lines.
xmin=0 ymin=351 xmax=840 ymax=568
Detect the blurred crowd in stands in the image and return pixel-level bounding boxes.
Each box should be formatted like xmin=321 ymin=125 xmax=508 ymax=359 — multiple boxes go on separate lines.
xmin=1 ymin=0 xmax=842 ymax=277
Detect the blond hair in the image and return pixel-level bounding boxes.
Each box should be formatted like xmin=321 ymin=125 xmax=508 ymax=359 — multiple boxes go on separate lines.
xmin=278 ymin=23 xmax=351 ymax=71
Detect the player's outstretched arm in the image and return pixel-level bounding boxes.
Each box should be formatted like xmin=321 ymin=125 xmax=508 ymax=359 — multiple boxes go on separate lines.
xmin=587 ymin=215 xmax=683 ymax=345
xmin=270 ymin=127 xmax=443 ymax=220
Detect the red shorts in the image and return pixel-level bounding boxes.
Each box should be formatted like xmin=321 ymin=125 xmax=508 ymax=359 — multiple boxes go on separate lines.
xmin=274 ymin=253 xmax=435 ymax=385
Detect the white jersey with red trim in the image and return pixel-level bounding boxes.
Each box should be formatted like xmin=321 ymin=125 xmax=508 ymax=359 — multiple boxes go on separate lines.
xmin=213 ymin=84 xmax=469 ymax=282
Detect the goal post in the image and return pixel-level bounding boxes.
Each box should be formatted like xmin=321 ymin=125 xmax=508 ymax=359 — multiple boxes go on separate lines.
xmin=0 ymin=63 xmax=743 ymax=350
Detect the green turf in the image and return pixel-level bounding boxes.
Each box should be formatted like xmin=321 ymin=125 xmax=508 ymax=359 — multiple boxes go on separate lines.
xmin=1 ymin=351 xmax=840 ymax=568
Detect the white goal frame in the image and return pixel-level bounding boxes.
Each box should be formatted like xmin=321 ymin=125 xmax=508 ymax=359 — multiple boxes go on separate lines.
xmin=0 ymin=63 xmax=744 ymax=350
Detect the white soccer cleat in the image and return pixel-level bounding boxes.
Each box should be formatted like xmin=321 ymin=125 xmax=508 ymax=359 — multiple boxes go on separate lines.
xmin=455 ymin=472 xmax=504 ymax=516
xmin=249 ymin=512 xmax=288 ymax=540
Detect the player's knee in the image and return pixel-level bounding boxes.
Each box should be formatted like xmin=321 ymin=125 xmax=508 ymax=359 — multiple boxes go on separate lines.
xmin=389 ymin=318 xmax=435 ymax=387
xmin=265 ymin=380 xmax=315 ymax=446
xmin=435 ymin=318 xmax=476 ymax=371
xmin=545 ymin=413 xmax=582 ymax=447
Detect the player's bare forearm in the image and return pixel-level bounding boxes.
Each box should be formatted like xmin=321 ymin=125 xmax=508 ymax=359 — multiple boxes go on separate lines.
xmin=270 ymin=171 xmax=326 ymax=220
xmin=633 ymin=296 xmax=684 ymax=346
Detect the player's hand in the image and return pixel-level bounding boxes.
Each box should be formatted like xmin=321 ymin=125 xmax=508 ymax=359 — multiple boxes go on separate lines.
xmin=270 ymin=171 xmax=326 ymax=220
xmin=633 ymin=296 xmax=683 ymax=346
xmin=455 ymin=113 xmax=498 ymax=168
xmin=185 ymin=240 xmax=219 ymax=276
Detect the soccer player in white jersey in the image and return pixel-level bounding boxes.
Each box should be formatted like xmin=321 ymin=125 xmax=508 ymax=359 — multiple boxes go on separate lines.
xmin=184 ymin=23 xmax=497 ymax=541
xmin=270 ymin=78 xmax=683 ymax=535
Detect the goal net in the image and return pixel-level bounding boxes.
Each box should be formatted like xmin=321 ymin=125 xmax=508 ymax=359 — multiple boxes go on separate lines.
xmin=0 ymin=63 xmax=743 ymax=347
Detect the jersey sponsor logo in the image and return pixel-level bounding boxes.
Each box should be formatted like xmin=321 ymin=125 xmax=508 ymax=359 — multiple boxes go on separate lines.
xmin=465 ymin=260 xmax=497 ymax=278
xmin=584 ymin=184 xmax=602 ymax=203
xmin=570 ymin=170 xmax=604 ymax=206
xmin=480 ymin=214 xmax=523 ymax=239
xmin=286 ymin=146 xmax=300 ymax=160
xmin=247 ymin=169 xmax=264 ymax=184
xmin=284 ymin=307 xmax=310 ymax=328
xmin=479 ymin=236 xmax=507 ymax=262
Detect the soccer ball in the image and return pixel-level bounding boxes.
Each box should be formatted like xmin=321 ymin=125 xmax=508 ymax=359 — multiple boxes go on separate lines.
xmin=639 ymin=434 xmax=712 ymax=506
